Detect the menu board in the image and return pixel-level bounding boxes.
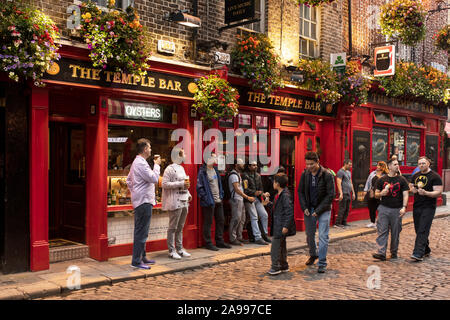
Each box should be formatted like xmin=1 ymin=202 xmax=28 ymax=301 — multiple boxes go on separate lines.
xmin=406 ymin=131 xmax=421 ymax=167
xmin=372 ymin=127 xmax=388 ymax=165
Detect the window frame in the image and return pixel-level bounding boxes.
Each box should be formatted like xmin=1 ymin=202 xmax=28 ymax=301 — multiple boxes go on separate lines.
xmin=299 ymin=4 xmax=320 ymax=59
xmin=373 ymin=111 xmax=393 ymax=125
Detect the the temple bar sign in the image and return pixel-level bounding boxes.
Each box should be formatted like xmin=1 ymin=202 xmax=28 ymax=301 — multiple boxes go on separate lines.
xmin=225 ymin=0 xmax=255 ymax=24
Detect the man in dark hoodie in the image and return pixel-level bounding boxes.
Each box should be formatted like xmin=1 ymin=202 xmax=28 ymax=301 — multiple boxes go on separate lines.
xmin=196 ymin=153 xmax=232 ymax=251
xmin=298 ymin=151 xmax=335 ymax=273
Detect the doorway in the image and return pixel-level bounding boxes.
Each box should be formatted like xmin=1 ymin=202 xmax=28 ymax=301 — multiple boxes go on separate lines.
xmin=280 ymin=133 xmax=297 ymax=202
xmin=49 ymin=122 xmax=86 ymax=244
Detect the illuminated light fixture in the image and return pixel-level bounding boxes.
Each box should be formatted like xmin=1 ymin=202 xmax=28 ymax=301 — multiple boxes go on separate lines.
xmin=164 ymin=10 xmax=201 ymax=28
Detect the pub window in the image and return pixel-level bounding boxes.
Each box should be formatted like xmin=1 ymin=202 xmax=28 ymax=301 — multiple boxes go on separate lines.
xmin=300 ymin=4 xmax=319 ymax=59
xmin=406 ymin=130 xmax=421 ymax=167
xmin=393 ymin=114 xmax=409 ymax=125
xmin=256 ymin=115 xmax=268 ymax=129
xmin=410 ymin=117 xmax=426 ymax=128
xmin=81 ymin=0 xmax=134 ymax=10
xmin=372 ymin=127 xmax=388 ymax=165
xmin=219 ymin=117 xmax=235 ymax=129
xmin=107 ymin=99 xmax=176 ymax=124
xmin=373 ymin=112 xmax=392 ymax=123
xmin=390 ymin=129 xmax=405 ymax=165
xmin=238 ymin=113 xmax=252 ymax=129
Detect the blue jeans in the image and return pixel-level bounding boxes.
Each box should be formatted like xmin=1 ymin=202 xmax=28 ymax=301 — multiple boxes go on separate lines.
xmin=304 ymin=209 xmax=331 ymax=267
xmin=244 ymin=200 xmax=268 ymax=241
xmin=131 ymin=203 xmax=153 ymax=266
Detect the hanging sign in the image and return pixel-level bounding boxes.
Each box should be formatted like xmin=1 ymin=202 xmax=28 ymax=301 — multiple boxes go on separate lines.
xmin=374 ymin=45 xmax=396 ymax=77
xmin=225 ymin=0 xmax=255 ymax=24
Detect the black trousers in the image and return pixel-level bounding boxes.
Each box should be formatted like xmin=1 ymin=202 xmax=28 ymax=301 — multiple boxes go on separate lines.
xmin=336 ymin=193 xmax=351 ymax=225
xmin=367 ymin=198 xmax=380 ymax=223
xmin=412 ymin=205 xmax=435 ymax=257
xmin=271 ymin=236 xmax=288 ymax=270
xmin=202 ymin=202 xmax=225 ymax=246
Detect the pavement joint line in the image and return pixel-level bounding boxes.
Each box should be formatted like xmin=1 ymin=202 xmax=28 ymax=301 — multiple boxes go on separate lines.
xmin=2 ymin=212 xmax=449 ymax=300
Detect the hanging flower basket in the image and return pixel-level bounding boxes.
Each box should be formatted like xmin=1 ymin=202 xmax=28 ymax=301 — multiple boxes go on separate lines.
xmin=0 ymin=0 xmax=61 ymax=86
xmin=377 ymin=61 xmax=449 ymax=105
xmin=297 ymin=58 xmax=341 ymax=105
xmin=337 ymin=61 xmax=371 ymax=107
xmin=192 ymin=75 xmax=239 ymax=125
xmin=79 ymin=0 xmax=150 ymax=76
xmin=231 ymin=33 xmax=282 ymax=97
xmin=434 ymin=25 xmax=450 ymax=54
xmin=295 ymin=0 xmax=335 ymax=7
xmin=380 ymin=0 xmax=426 ymax=46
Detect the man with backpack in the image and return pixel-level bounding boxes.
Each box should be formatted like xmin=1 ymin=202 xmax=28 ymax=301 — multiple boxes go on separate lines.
xmin=227 ymin=158 xmax=255 ymax=246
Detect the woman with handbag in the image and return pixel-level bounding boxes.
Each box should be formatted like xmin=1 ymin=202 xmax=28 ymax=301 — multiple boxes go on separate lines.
xmin=366 ymin=161 xmax=388 ymax=228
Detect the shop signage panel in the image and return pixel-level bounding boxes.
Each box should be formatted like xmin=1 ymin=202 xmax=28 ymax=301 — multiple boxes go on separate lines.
xmin=372 ymin=127 xmax=389 ymax=166
xmin=237 ymin=87 xmax=337 ymax=118
xmin=352 ymin=130 xmax=370 ymax=208
xmin=225 ymin=0 xmax=255 ymax=24
xmin=124 ymin=102 xmax=163 ymax=121
xmin=406 ymin=131 xmax=421 ymax=167
xmin=43 ymin=58 xmax=198 ymax=99
xmin=368 ymin=93 xmax=447 ymax=117
xmin=374 ymin=45 xmax=395 ymax=77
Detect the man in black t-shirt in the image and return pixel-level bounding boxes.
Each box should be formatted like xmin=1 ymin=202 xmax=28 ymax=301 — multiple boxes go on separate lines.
xmin=409 ymin=156 xmax=443 ymax=262
xmin=373 ymin=159 xmax=410 ymax=261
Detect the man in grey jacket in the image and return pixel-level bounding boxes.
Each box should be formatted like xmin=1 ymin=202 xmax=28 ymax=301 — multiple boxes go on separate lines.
xmin=127 ymin=138 xmax=161 ymax=270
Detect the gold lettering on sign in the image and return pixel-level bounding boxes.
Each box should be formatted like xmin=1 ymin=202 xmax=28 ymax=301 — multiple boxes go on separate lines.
xmin=113 ymin=72 xmax=121 ymax=84
xmin=92 ymin=69 xmax=101 ymax=81
xmin=159 ymin=79 xmax=167 ymax=89
xmin=69 ymin=64 xmax=80 ymax=78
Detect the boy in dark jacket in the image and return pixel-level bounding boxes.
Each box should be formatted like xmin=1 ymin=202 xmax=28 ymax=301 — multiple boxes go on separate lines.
xmin=268 ymin=173 xmax=296 ymax=276
xmin=196 ymin=153 xmax=232 ymax=251
xmin=298 ymin=152 xmax=335 ymax=273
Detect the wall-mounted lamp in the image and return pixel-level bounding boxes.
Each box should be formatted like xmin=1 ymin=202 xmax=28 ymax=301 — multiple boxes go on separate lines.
xmin=164 ymin=10 xmax=201 ymax=28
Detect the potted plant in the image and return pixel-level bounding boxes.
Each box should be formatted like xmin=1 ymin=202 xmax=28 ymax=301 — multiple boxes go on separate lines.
xmin=0 ymin=0 xmax=61 ymax=86
xmin=379 ymin=0 xmax=426 ymax=46
xmin=337 ymin=61 xmax=371 ymax=107
xmin=192 ymin=74 xmax=240 ymax=125
xmin=231 ymin=33 xmax=282 ymax=97
xmin=78 ymin=0 xmax=150 ymax=76
xmin=434 ymin=25 xmax=450 ymax=54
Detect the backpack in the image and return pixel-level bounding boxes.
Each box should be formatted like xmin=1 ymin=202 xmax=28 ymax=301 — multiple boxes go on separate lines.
xmin=223 ymin=170 xmax=241 ymax=201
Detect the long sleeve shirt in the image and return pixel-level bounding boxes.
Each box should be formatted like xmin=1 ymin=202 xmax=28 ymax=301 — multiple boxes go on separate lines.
xmin=126 ymin=155 xmax=160 ymax=208
xmin=161 ymin=163 xmax=191 ymax=211
xmin=363 ymin=170 xmax=377 ymax=192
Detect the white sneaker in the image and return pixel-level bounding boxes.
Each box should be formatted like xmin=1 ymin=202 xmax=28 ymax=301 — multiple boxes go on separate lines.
xmin=178 ymin=249 xmax=191 ymax=257
xmin=367 ymin=223 xmax=376 ymax=228
xmin=169 ymin=251 xmax=182 ymax=260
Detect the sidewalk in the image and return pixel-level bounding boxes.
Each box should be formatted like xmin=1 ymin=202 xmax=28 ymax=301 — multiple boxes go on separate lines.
xmin=1 ymin=194 xmax=449 ymax=300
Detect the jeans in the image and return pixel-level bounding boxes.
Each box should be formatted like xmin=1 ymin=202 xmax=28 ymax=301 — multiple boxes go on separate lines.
xmin=367 ymin=198 xmax=380 ymax=223
xmin=167 ymin=206 xmax=189 ymax=253
xmin=270 ymin=236 xmax=288 ymax=271
xmin=202 ymin=202 xmax=225 ymax=246
xmin=304 ymin=209 xmax=331 ymax=267
xmin=413 ymin=205 xmax=435 ymax=257
xmin=336 ymin=193 xmax=351 ymax=225
xmin=244 ymin=200 xmax=268 ymax=241
xmin=376 ymin=205 xmax=402 ymax=256
xmin=229 ymin=198 xmax=246 ymax=242
xmin=131 ymin=203 xmax=153 ymax=266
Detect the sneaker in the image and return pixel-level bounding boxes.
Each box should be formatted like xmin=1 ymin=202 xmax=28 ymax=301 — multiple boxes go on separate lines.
xmin=390 ymin=253 xmax=398 ymax=260
xmin=255 ymin=239 xmax=268 ymax=245
xmin=305 ymin=255 xmax=318 ymax=266
xmin=318 ymin=266 xmax=326 ymax=273
xmin=169 ymin=251 xmax=182 ymax=260
xmin=334 ymin=224 xmax=344 ymax=228
xmin=262 ymin=234 xmax=272 ymax=243
xmin=424 ymin=252 xmax=431 ymax=258
xmin=142 ymin=257 xmax=156 ymax=265
xmin=372 ymin=253 xmax=386 ymax=261
xmin=366 ymin=223 xmax=376 ymax=228
xmin=410 ymin=254 xmax=423 ymax=262
xmin=267 ymin=268 xmax=281 ymax=276
xmin=178 ymin=249 xmax=191 ymax=257
xmin=281 ymin=267 xmax=289 ymax=273
xmin=238 ymin=238 xmax=250 ymax=244
xmin=216 ymin=242 xmax=232 ymax=249
xmin=131 ymin=263 xmax=151 ymax=270
xmin=342 ymin=223 xmax=350 ymax=228
xmin=230 ymin=240 xmax=243 ymax=246
xmin=205 ymin=244 xmax=219 ymax=251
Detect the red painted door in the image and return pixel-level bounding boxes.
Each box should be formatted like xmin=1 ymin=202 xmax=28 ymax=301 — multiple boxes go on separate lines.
xmin=49 ymin=122 xmax=86 ymax=243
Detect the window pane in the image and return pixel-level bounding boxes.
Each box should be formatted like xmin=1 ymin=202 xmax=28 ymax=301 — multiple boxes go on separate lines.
xmin=312 ymin=7 xmax=316 ymax=21
xmin=219 ymin=117 xmax=234 ymax=128
xmin=406 ymin=131 xmax=421 ymax=166
xmin=304 ymin=5 xmax=310 ymax=20
xmin=256 ymin=115 xmax=268 ymax=129
xmin=303 ymin=21 xmax=310 ymax=38
xmin=301 ymin=39 xmax=308 ymax=55
xmin=372 ymin=127 xmax=388 ymax=166
xmin=300 ymin=18 xmax=303 ymax=34
xmin=238 ymin=114 xmax=252 ymax=128
xmin=374 ymin=112 xmax=392 ymax=122
xmin=311 ymin=23 xmax=316 ymax=40
xmin=390 ymin=129 xmax=405 ymax=165
xmin=411 ymin=118 xmax=425 ymax=127
xmin=309 ymin=40 xmax=315 ymax=57
xmin=393 ymin=114 xmax=408 ymax=125
xmin=300 ymin=4 xmax=303 ymax=19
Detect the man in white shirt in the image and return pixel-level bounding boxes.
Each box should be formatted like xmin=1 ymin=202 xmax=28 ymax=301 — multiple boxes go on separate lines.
xmin=127 ymin=138 xmax=161 ymax=269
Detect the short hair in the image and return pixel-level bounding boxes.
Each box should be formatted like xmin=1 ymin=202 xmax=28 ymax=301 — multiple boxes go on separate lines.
xmin=305 ymin=151 xmax=319 ymax=162
xmin=277 ymin=166 xmax=286 ymax=174
xmin=136 ymin=138 xmax=150 ymax=154
xmin=418 ymin=156 xmax=432 ymax=165
xmin=387 ymin=158 xmax=398 ymax=166
xmin=343 ymin=159 xmax=352 ymax=165
xmin=274 ymin=173 xmax=288 ymax=188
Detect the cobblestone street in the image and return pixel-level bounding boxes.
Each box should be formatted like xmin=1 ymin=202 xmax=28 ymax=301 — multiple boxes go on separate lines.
xmin=41 ymin=216 xmax=450 ymax=300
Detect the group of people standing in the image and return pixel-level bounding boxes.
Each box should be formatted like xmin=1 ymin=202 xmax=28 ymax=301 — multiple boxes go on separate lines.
xmin=126 ymin=138 xmax=442 ymax=275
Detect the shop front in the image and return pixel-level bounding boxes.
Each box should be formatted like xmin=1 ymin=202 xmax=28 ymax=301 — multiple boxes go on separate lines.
xmin=349 ymin=93 xmax=447 ymax=221
xmin=29 ymin=45 xmax=206 ymax=271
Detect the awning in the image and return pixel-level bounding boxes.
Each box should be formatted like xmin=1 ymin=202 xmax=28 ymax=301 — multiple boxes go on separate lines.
xmin=445 ymin=122 xmax=450 ymax=138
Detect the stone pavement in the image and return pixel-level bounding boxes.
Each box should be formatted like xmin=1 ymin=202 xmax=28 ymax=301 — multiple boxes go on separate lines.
xmin=1 ymin=195 xmax=450 ymax=300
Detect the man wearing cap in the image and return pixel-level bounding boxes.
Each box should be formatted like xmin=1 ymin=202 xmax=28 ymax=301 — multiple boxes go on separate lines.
xmin=409 ymin=156 xmax=443 ymax=262
xmin=242 ymin=160 xmax=271 ymax=245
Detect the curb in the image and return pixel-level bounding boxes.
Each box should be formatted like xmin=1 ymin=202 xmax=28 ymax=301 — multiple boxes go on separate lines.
xmin=4 ymin=212 xmax=450 ymax=300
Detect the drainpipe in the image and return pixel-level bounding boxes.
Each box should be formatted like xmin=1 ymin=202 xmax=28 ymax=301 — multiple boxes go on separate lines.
xmin=192 ymin=0 xmax=198 ymax=62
